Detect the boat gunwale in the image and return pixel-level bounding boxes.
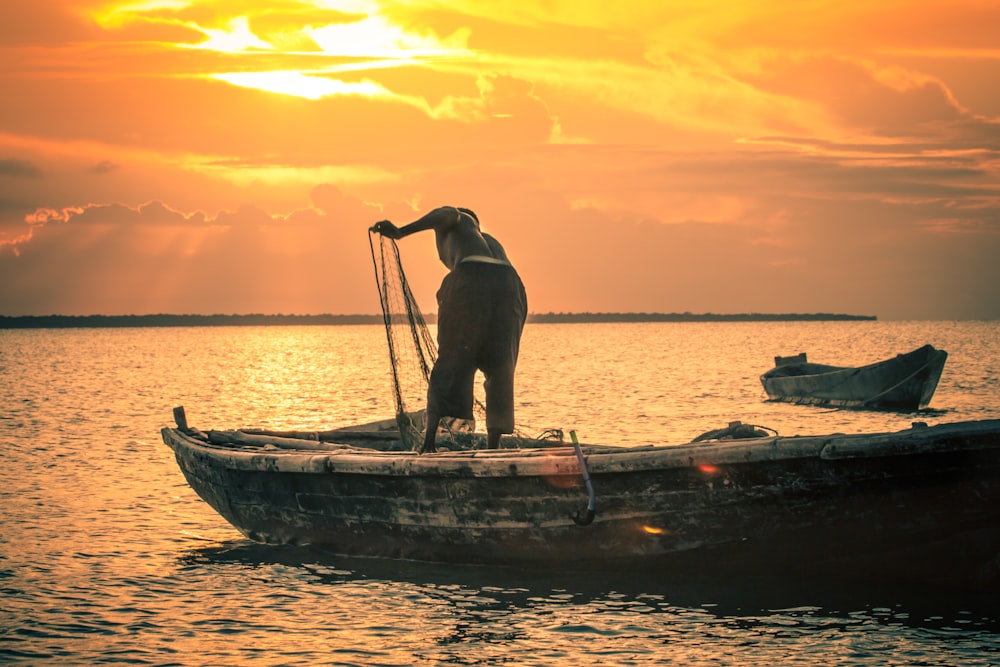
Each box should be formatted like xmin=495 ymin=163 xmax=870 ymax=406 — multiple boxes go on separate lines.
xmin=161 ymin=419 xmax=1000 ymax=477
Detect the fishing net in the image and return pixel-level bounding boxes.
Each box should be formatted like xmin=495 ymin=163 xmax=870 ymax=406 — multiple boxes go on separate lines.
xmin=368 ymin=231 xmax=483 ymax=450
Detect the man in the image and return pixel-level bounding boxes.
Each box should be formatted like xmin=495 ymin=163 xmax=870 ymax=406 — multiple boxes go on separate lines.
xmin=371 ymin=206 xmax=527 ymax=453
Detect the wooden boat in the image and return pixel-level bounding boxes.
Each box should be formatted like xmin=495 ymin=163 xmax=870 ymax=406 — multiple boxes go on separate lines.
xmin=161 ymin=408 xmax=1000 ymax=590
xmin=760 ymin=344 xmax=947 ymax=410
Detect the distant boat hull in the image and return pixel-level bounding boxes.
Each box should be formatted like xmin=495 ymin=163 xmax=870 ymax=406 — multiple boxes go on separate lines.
xmin=162 ymin=414 xmax=1000 ymax=590
xmin=760 ymin=344 xmax=947 ymax=410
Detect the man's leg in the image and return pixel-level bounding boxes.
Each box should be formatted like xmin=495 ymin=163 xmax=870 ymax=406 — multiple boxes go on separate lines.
xmin=421 ymin=409 xmax=440 ymax=453
xmin=482 ymin=370 xmax=514 ymax=450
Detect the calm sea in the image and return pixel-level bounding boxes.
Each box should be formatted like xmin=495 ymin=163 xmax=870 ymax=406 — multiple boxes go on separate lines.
xmin=2 ymin=321 xmax=999 ymax=666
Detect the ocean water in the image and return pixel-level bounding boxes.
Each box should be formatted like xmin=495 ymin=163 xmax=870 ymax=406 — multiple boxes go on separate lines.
xmin=2 ymin=321 xmax=999 ymax=666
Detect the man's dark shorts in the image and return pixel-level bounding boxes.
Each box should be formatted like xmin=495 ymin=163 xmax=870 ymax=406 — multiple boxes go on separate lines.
xmin=428 ymin=260 xmax=527 ymax=433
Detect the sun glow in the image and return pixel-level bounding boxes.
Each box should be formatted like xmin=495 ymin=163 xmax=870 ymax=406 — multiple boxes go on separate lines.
xmin=307 ymin=16 xmax=470 ymax=59
xmin=193 ymin=16 xmax=274 ymax=52
xmin=212 ymin=71 xmax=389 ymax=100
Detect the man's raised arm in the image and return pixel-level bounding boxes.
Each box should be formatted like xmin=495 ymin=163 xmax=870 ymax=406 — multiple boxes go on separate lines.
xmin=371 ymin=206 xmax=459 ymax=239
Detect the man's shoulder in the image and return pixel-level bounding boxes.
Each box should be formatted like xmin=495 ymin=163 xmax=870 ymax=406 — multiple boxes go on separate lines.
xmin=483 ymin=234 xmax=510 ymax=260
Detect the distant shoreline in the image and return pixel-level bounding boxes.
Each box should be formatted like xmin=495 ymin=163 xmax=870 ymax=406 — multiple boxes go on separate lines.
xmin=0 ymin=312 xmax=877 ymax=329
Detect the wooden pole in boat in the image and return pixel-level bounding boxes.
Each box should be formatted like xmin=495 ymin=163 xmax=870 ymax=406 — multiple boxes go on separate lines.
xmin=570 ymin=430 xmax=596 ymax=526
xmin=173 ymin=406 xmax=188 ymax=431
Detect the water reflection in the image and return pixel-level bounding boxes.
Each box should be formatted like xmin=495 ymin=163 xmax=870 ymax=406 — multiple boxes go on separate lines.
xmin=182 ymin=541 xmax=1000 ymax=636
xmin=170 ymin=542 xmax=1000 ymax=665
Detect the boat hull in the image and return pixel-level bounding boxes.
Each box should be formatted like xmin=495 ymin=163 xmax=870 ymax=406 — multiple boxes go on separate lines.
xmin=162 ymin=419 xmax=1000 ymax=588
xmin=760 ymin=344 xmax=947 ymax=410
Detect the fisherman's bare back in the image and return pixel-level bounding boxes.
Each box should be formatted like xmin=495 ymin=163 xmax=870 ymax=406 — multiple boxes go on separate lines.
xmin=372 ymin=206 xmax=510 ymax=271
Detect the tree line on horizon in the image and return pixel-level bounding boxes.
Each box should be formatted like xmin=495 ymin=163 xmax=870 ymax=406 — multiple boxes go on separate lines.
xmin=0 ymin=312 xmax=877 ymax=328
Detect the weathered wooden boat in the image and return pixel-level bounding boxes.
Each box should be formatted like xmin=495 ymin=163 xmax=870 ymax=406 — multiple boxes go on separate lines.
xmin=161 ymin=408 xmax=1000 ymax=590
xmin=760 ymin=344 xmax=947 ymax=410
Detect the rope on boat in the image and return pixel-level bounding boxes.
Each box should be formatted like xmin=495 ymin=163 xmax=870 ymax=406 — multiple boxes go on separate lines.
xmin=692 ymin=421 xmax=777 ymax=442
xmin=569 ymin=430 xmax=596 ymax=526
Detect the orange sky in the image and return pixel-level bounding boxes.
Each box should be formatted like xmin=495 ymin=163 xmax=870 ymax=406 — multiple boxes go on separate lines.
xmin=1 ymin=0 xmax=998 ymax=319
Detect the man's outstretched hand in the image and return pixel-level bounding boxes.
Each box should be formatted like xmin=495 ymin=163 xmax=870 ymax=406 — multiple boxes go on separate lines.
xmin=370 ymin=220 xmax=401 ymax=238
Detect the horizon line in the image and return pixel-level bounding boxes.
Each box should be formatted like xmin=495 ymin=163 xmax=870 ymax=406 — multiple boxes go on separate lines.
xmin=0 ymin=312 xmax=881 ymax=328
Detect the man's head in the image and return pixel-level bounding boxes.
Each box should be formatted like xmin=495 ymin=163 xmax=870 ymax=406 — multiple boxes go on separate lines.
xmin=457 ymin=207 xmax=479 ymax=227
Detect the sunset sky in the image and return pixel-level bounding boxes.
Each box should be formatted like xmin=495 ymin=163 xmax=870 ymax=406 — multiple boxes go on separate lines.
xmin=1 ymin=1 xmax=998 ymax=320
